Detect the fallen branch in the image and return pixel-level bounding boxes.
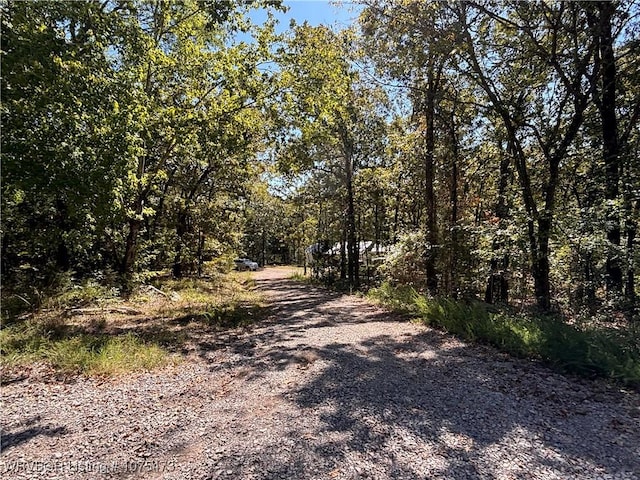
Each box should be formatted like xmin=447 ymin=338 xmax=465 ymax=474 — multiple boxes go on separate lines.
xmin=68 ymin=306 xmax=142 ymax=316
xmin=143 ymin=284 xmax=181 ymax=301
xmin=144 ymin=284 xmax=170 ymax=297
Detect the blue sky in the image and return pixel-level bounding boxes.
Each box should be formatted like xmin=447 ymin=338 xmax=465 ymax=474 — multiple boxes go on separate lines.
xmin=249 ymin=1 xmax=361 ymax=31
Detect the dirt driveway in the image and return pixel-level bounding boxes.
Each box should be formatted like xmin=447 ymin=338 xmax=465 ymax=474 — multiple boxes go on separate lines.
xmin=1 ymin=267 xmax=639 ymax=479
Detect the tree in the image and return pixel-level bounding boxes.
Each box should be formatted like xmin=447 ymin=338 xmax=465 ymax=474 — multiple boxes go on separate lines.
xmin=588 ymin=1 xmax=623 ymax=295
xmin=1 ymin=0 xmax=134 ymax=286
xmin=586 ymin=1 xmax=640 ymax=304
xmin=454 ymin=2 xmax=599 ymax=310
xmin=277 ymin=23 xmax=387 ymax=288
xmin=360 ymin=0 xmax=457 ymax=294
xmin=1 ymin=0 xmax=283 ymax=291
xmin=115 ymin=0 xmax=278 ymax=281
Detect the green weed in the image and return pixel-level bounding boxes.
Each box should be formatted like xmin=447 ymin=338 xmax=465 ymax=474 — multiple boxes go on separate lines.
xmin=369 ymin=281 xmax=640 ymax=388
xmin=289 ymin=272 xmax=308 ymax=282
xmin=0 ymin=321 xmax=174 ymax=376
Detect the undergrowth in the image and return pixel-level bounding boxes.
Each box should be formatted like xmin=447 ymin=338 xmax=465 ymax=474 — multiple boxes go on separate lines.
xmin=289 ymin=272 xmax=308 ymax=282
xmin=0 ymin=320 xmax=172 ymax=376
xmin=289 ymin=271 xmax=326 ymax=287
xmin=289 ymin=270 xmax=354 ymax=292
xmin=368 ymin=281 xmax=640 ymax=388
xmin=1 ymin=272 xmax=266 ymax=376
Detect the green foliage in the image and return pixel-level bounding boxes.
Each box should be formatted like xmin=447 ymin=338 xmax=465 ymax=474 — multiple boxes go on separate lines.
xmin=289 ymin=272 xmax=308 ymax=282
xmin=274 ymin=23 xmax=390 ymax=288
xmin=205 ymin=254 xmax=236 ymax=274
xmin=368 ymin=281 xmax=420 ymax=314
xmin=369 ymin=282 xmax=640 ymax=388
xmin=1 ymin=0 xmax=131 ymax=286
xmin=50 ymin=334 xmax=170 ymax=376
xmin=289 ymin=270 xmax=334 ymax=289
xmin=378 ymin=231 xmax=427 ymax=288
xmin=355 ymin=0 xmax=640 ymax=310
xmin=43 ymin=280 xmax=119 ymax=311
xmin=203 ymin=301 xmax=265 ymax=329
xmin=1 ymin=0 xmax=282 ymax=291
xmin=2 ymin=0 xmax=638 ymax=321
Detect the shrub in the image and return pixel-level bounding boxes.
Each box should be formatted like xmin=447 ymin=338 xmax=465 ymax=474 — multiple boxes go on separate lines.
xmin=377 ymin=231 xmax=427 ymax=287
xmin=369 ymin=281 xmax=419 ymax=314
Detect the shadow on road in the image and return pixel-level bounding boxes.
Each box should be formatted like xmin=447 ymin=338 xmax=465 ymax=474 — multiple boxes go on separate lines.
xmin=1 ymin=424 xmax=67 ymax=452
xmin=205 ymin=273 xmax=640 ymax=479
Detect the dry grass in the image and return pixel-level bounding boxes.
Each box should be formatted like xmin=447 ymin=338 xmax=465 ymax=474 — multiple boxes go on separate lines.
xmin=0 ymin=272 xmax=268 ymax=377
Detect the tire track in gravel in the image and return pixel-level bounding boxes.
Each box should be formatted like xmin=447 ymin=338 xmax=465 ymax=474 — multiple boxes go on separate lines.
xmin=1 ymin=267 xmax=639 ymax=480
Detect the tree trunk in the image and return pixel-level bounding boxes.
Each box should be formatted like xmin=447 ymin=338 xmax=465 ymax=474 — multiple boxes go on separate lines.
xmin=584 ymin=254 xmax=596 ymax=305
xmin=423 ymin=76 xmax=438 ymax=295
xmin=121 ymin=217 xmax=142 ymax=294
xmin=302 ymin=214 xmax=307 ymax=275
xmin=485 ymin=152 xmax=511 ymax=304
xmin=172 ymin=210 xmax=188 ymax=278
xmin=626 ymin=200 xmax=638 ymax=305
xmin=393 ymin=185 xmax=401 ymax=242
xmin=346 ymin=151 xmax=358 ymax=289
xmin=122 ymin=216 xmax=141 ymax=276
xmin=449 ymin=108 xmax=460 ymax=297
xmin=340 ymin=228 xmax=347 ymax=280
xmin=533 ymin=215 xmax=553 ymax=311
xmin=530 ymin=150 xmax=562 ymax=312
xmin=54 ymin=199 xmax=71 ymax=271
xmin=458 ymin=3 xmax=592 ymax=311
xmin=121 ymin=146 xmax=149 ymax=280
xmin=374 ymin=201 xmax=380 ymax=250
xmin=197 ymin=230 xmax=205 ymax=277
xmin=597 ymin=1 xmax=623 ymax=295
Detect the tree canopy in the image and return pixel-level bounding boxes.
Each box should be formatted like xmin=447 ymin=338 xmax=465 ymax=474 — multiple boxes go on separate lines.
xmin=2 ymin=0 xmax=638 ymax=316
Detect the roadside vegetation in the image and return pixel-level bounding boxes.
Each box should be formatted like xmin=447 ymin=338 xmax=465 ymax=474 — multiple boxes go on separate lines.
xmin=1 ymin=271 xmax=266 ymax=377
xmin=367 ymin=281 xmax=640 ymax=389
xmin=289 ymin=268 xmax=639 ymax=388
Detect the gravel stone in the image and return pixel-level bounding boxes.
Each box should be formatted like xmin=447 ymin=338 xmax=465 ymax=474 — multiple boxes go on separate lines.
xmin=1 ymin=267 xmax=639 ymax=479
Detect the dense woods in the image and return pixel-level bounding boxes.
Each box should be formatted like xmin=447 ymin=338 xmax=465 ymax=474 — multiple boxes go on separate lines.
xmin=2 ymin=0 xmax=639 ymax=320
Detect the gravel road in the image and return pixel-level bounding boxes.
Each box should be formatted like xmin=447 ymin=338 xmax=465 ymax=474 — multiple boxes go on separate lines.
xmin=2 ymin=267 xmax=639 ymax=479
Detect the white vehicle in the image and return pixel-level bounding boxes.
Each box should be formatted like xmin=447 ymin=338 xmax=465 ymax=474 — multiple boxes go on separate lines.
xmin=234 ymin=258 xmax=259 ymax=271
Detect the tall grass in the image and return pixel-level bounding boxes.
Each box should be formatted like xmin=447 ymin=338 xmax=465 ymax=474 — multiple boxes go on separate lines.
xmin=369 ymin=281 xmax=640 ymax=388
xmin=1 ymin=272 xmax=266 ymax=377
xmin=0 ymin=319 xmax=173 ymax=376
xmin=289 ymin=272 xmax=308 ymax=282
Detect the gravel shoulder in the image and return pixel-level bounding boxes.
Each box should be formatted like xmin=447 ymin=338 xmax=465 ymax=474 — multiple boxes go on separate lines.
xmin=2 ymin=267 xmax=639 ymax=479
